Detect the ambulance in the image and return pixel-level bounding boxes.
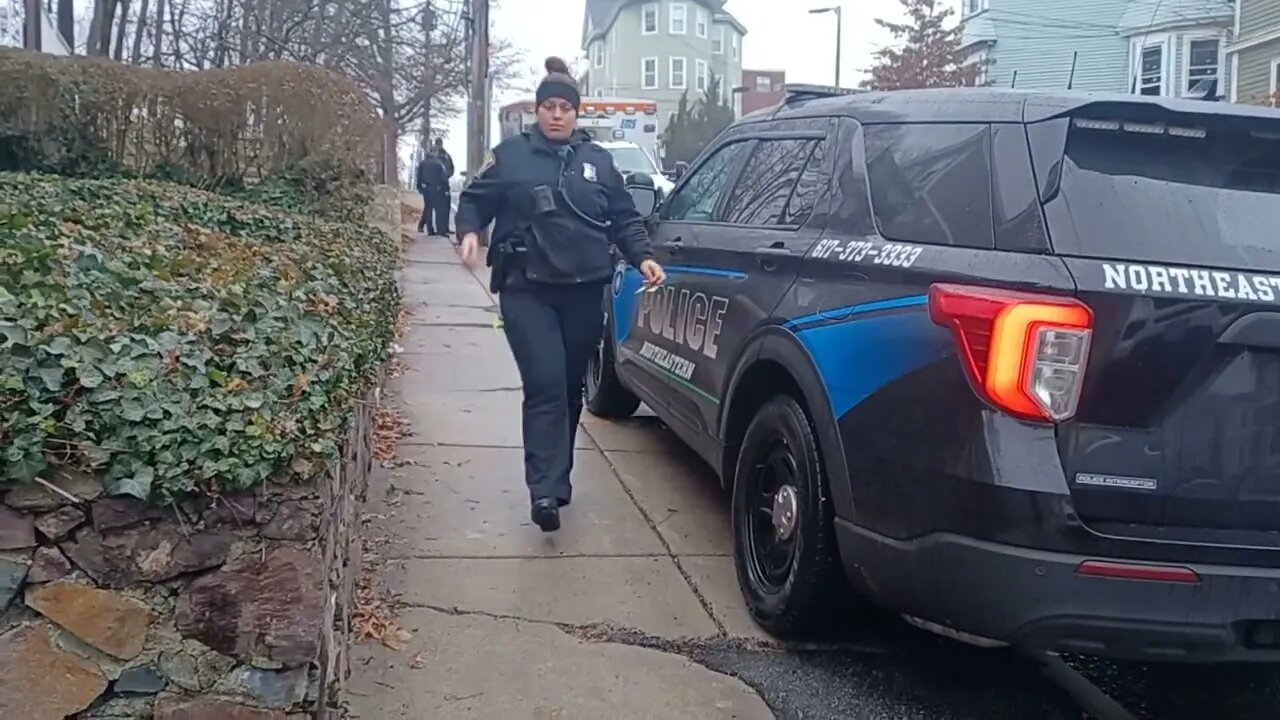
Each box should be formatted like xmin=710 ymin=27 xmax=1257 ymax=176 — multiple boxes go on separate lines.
xmin=498 ymin=97 xmax=662 ymax=167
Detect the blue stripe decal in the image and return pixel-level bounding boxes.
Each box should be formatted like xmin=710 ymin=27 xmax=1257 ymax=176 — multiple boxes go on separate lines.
xmin=784 ymin=294 xmax=928 ymax=331
xmin=793 ymin=298 xmax=951 ymax=420
xmin=664 ymin=265 xmax=748 ymax=280
xmin=613 ymin=266 xmax=643 ymax=345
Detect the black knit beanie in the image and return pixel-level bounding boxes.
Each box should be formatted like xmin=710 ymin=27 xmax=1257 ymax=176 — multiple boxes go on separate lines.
xmin=535 ymin=57 xmax=581 ymax=109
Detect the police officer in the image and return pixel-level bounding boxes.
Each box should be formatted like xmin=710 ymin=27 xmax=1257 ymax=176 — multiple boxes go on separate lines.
xmin=415 ymin=150 xmax=449 ymax=235
xmin=455 ymin=57 xmax=666 ymax=533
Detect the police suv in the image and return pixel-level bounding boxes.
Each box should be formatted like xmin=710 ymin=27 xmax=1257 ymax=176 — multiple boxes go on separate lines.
xmin=588 ymin=85 xmax=1280 ymax=663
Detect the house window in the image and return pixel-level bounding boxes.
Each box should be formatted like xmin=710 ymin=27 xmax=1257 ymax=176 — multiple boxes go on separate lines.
xmin=670 ymin=3 xmax=687 ymax=34
xmin=1271 ymin=58 xmax=1280 ymax=106
xmin=642 ymin=4 xmax=658 ymax=35
xmin=696 ymin=60 xmax=709 ymax=92
xmin=755 ymin=75 xmax=773 ymax=92
xmin=1185 ymin=38 xmax=1220 ymax=95
xmin=642 ymin=57 xmax=659 ymax=90
xmin=592 ymin=42 xmax=605 ymax=68
xmin=966 ymin=0 xmax=988 ymax=14
xmin=696 ymin=7 xmax=708 ymax=38
xmin=670 ymin=56 xmax=687 ymax=89
xmin=713 ymin=26 xmax=724 ymax=54
xmin=1138 ymin=44 xmax=1164 ymax=95
xmin=731 ymin=32 xmax=739 ymax=59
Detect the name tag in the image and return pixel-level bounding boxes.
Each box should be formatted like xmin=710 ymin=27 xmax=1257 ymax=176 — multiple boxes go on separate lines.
xmin=583 ymin=162 xmax=598 ymax=182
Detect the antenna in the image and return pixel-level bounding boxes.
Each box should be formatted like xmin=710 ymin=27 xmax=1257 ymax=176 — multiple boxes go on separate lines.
xmin=1067 ymin=51 xmax=1078 ymax=90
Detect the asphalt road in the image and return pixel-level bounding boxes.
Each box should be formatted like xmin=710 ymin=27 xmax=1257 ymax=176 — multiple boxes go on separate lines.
xmin=605 ymin=605 xmax=1280 ymax=720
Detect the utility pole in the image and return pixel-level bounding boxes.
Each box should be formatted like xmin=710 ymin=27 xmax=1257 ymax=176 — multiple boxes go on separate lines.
xmin=809 ymin=6 xmax=842 ymax=87
xmin=466 ymin=0 xmax=490 ymax=178
xmin=24 ymin=0 xmax=42 ymax=51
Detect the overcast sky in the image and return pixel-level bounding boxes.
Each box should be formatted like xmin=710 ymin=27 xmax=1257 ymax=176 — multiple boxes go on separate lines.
xmin=436 ymin=0 xmax=912 ymax=169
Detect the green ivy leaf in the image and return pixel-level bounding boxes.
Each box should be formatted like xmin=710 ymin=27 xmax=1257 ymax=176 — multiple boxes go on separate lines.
xmin=37 ymin=365 xmax=64 ymax=392
xmin=78 ymin=364 xmax=105 ymax=389
xmin=107 ymin=465 xmax=154 ymax=500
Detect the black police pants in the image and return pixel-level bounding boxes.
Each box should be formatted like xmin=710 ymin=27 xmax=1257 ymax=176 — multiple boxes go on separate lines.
xmin=417 ymin=189 xmax=431 ymax=232
xmin=499 ymin=281 xmax=605 ymax=504
xmin=428 ymin=185 xmax=451 ymax=235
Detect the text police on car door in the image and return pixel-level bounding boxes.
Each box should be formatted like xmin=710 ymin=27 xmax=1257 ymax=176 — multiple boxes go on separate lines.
xmin=454 ymin=56 xmax=667 ymax=533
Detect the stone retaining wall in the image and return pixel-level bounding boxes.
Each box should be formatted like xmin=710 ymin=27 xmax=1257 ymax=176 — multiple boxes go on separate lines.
xmin=0 ymin=400 xmax=373 ymax=719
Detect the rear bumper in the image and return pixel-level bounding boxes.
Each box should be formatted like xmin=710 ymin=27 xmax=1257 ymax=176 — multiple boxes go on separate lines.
xmin=836 ymin=519 xmax=1280 ymax=663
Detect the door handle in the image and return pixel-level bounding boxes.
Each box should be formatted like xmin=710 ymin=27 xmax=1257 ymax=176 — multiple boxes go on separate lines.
xmin=754 ymin=242 xmax=790 ymax=271
xmin=661 ymin=236 xmax=683 ymax=256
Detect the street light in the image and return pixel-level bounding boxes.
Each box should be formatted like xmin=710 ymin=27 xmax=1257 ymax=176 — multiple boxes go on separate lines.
xmin=809 ymin=6 xmax=843 ymax=87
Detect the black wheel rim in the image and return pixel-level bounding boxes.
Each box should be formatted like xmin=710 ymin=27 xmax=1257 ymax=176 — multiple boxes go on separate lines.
xmin=743 ymin=434 xmax=801 ymax=594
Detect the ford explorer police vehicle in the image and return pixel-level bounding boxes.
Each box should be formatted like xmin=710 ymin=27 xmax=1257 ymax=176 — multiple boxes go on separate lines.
xmin=589 ymin=85 xmax=1280 ymax=663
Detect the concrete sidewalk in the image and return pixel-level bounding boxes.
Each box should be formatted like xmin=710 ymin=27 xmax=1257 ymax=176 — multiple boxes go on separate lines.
xmin=346 ymin=233 xmax=774 ymax=719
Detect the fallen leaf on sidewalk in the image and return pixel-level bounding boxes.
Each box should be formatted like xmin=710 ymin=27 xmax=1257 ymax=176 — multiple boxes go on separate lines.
xmin=354 ymin=576 xmax=411 ymax=651
xmin=409 ymin=652 xmax=427 ymax=669
xmin=374 ymin=405 xmax=411 ymax=461
xmin=394 ymin=305 xmax=413 ymax=341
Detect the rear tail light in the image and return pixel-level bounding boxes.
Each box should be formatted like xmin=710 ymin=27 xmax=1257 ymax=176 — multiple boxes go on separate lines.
xmin=928 ymin=284 xmax=1093 ymax=423
xmin=1076 ymin=560 xmax=1200 ymax=584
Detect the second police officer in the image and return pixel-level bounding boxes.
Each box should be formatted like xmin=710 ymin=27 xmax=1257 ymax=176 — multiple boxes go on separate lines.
xmin=454 ymin=56 xmax=667 ymax=533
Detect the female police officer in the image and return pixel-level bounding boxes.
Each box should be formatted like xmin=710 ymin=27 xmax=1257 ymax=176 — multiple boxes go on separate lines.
xmin=455 ymin=57 xmax=666 ymax=533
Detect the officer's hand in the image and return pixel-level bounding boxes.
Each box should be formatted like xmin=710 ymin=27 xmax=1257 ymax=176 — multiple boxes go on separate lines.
xmin=639 ymin=259 xmax=666 ymax=287
xmin=459 ymin=233 xmax=482 ymax=269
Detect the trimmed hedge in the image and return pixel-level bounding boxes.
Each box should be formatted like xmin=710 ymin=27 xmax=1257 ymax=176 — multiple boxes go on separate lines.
xmin=0 ymin=173 xmax=399 ymax=501
xmin=0 ymin=50 xmax=381 ymax=223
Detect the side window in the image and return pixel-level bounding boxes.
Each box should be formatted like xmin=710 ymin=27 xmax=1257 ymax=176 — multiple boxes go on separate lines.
xmin=722 ymin=138 xmax=820 ymax=226
xmin=663 ymin=142 xmax=751 ymax=221
xmin=828 ymin=120 xmax=876 ymax=236
xmin=727 ymin=135 xmax=824 ymax=224
xmin=784 ymin=138 xmax=829 ymax=225
xmin=863 ymin=124 xmax=995 ymax=248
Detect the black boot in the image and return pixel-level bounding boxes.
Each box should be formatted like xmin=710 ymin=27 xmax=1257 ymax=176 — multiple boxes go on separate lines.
xmin=530 ymin=498 xmax=561 ymax=532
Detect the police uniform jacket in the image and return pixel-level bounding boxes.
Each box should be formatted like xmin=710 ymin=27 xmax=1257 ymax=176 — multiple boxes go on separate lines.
xmin=454 ymin=127 xmax=654 ymax=286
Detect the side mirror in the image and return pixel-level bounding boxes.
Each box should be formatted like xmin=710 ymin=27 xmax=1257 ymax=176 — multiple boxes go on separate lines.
xmin=623 ymin=171 xmax=659 ymax=217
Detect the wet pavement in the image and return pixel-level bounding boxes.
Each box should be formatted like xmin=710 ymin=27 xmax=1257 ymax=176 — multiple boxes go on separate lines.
xmin=347 ymin=231 xmax=1280 ymax=720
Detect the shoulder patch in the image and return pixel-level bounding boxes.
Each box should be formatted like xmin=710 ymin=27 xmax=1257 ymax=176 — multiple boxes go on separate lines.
xmin=478 ymin=150 xmax=496 ymax=174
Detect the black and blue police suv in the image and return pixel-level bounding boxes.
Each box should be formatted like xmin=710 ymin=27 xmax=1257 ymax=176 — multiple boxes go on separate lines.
xmin=585 ymin=85 xmax=1280 ymax=664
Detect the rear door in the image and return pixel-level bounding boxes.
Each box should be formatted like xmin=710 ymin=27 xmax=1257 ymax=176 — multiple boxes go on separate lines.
xmin=1029 ymin=102 xmax=1280 ymax=548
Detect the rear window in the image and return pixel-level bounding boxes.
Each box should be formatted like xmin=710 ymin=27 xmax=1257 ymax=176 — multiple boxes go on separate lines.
xmin=1039 ymin=112 xmax=1280 ymax=269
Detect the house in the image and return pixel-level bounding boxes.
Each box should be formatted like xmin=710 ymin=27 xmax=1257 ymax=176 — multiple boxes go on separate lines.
xmin=1227 ymin=0 xmax=1280 ymax=103
xmin=0 ymin=3 xmax=73 ymax=55
xmin=960 ymin=0 xmax=1234 ymax=98
xmin=580 ymin=0 xmax=747 ymax=135
xmin=741 ymin=69 xmax=785 ymax=114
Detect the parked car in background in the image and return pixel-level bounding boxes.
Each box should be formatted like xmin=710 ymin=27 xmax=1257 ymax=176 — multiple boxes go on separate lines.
xmin=597 ymin=140 xmax=675 ymax=200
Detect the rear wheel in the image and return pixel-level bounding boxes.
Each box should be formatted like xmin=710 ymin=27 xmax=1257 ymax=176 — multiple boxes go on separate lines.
xmin=585 ymin=290 xmax=641 ymax=419
xmin=732 ymin=394 xmax=840 ymax=637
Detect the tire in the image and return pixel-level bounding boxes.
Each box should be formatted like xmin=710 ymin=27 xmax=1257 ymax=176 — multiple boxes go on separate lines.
xmin=731 ymin=393 xmax=841 ymax=637
xmin=585 ymin=289 xmax=641 ymax=419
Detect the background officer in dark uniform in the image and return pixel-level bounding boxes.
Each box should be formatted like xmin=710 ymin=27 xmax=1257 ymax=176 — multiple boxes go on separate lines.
xmin=430 ymin=137 xmax=454 ymax=235
xmin=454 ymin=56 xmax=666 ymax=533
xmin=415 ymin=150 xmax=449 ymax=235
